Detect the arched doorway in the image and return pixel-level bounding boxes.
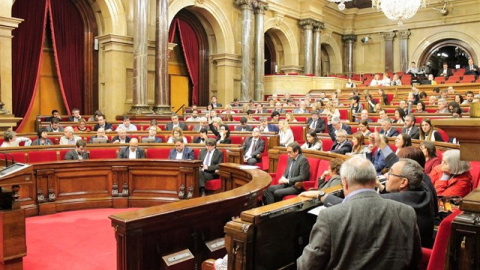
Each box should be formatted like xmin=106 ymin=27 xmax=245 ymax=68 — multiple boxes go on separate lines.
xmin=321 ymin=45 xmax=330 ymax=76
xmin=169 ymin=10 xmax=209 ymax=106
xmin=419 ymin=39 xmax=477 ymax=76
xmin=264 ymin=34 xmax=276 ymax=75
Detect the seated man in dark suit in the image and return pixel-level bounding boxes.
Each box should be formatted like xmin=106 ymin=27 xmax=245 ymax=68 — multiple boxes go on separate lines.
xmin=235 ymin=117 xmax=253 ymax=132
xmin=68 ymin=108 xmax=82 ymax=122
xmin=210 ymin=95 xmax=222 ymax=108
xmin=193 ymin=128 xmax=209 ymax=144
xmin=142 ymin=126 xmax=163 ymax=143
xmin=242 ymin=128 xmax=265 ymax=165
xmin=93 ymin=114 xmax=113 ymax=132
xmin=88 ymin=127 xmax=111 ymax=143
xmin=112 ymin=127 xmax=131 ymax=144
xmin=379 ymin=118 xmax=399 ymax=138
xmin=327 ymin=115 xmax=352 ymax=141
xmin=198 ymin=138 xmax=224 ymax=196
xmin=306 ymin=111 xmax=325 ymax=133
xmin=165 ymin=114 xmax=187 ymax=131
xmin=298 ymin=156 xmax=422 ymax=269
xmin=258 ymin=116 xmax=279 ymax=133
xmin=264 ymin=142 xmax=310 ymax=204
xmin=46 ymin=117 xmax=64 ymax=133
xmin=168 ymin=137 xmax=194 ymax=160
xmin=46 ymin=109 xmax=62 ymax=122
xmin=401 ymin=114 xmax=419 ymax=139
xmin=438 ymin=62 xmax=453 ymax=79
xmin=465 ymin=58 xmax=479 ymax=76
xmin=64 ymin=140 xmax=89 ymax=160
xmin=117 ymin=138 xmax=145 ymax=159
xmin=330 ymin=129 xmax=352 ymax=155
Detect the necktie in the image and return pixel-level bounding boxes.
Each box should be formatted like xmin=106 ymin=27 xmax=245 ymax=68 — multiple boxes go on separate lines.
xmin=288 ymin=159 xmax=296 ymax=179
xmin=204 ymin=151 xmax=211 ymax=166
xmin=335 ymin=143 xmax=341 ymax=150
xmin=311 ymin=120 xmax=316 ymax=129
xmin=252 ymin=140 xmax=257 ymax=152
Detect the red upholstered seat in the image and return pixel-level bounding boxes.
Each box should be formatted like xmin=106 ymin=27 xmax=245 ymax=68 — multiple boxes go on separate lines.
xmin=145 ymin=148 xmax=170 ymax=159
xmin=321 ymin=139 xmax=334 ymax=152
xmin=89 ymin=148 xmax=117 ymax=159
xmin=461 ymin=75 xmax=476 ymax=83
xmin=434 ymin=77 xmax=445 ymax=84
xmin=230 ymin=136 xmax=244 ymax=145
xmin=308 ymin=159 xmax=331 ymax=190
xmin=28 ymin=151 xmax=58 ymax=163
xmin=435 ymin=129 xmax=449 ymax=142
xmin=269 ymin=154 xmax=289 ymax=185
xmin=469 ymin=161 xmax=480 ymax=189
xmin=59 ymin=149 xmax=70 ymax=160
xmin=419 ymin=210 xmax=461 ymax=270
xmin=290 ymin=125 xmax=306 ymax=144
xmin=9 ymin=152 xmax=27 ymax=163
xmin=338 ymin=109 xmax=349 ymax=120
xmin=283 ymin=157 xmax=320 ymax=200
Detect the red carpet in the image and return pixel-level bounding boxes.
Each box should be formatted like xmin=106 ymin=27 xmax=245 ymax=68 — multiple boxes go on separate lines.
xmin=24 ymin=208 xmax=137 ymax=270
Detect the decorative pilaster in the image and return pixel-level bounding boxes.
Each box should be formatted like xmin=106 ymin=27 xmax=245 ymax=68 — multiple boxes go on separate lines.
xmin=398 ymin=30 xmax=411 ymax=73
xmin=381 ymin=31 xmax=396 ymax=73
xmin=235 ymin=0 xmax=254 ymax=101
xmin=342 ymin=34 xmax=357 ymax=77
xmin=253 ymin=1 xmax=269 ymax=101
xmin=153 ymin=0 xmax=170 ymax=114
xmin=129 ymin=0 xmax=152 ymax=114
xmin=313 ymin=22 xmax=324 ymax=77
xmin=299 ymin=19 xmax=316 ymax=75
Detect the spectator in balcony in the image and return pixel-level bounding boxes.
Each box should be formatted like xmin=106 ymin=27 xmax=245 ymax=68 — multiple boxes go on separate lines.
xmin=406 ymin=61 xmax=419 ymax=75
xmin=168 ymin=137 xmax=194 ymax=160
xmin=279 ymin=120 xmax=294 ymax=147
xmin=301 ymin=129 xmax=322 ymax=151
xmin=116 ymin=115 xmax=138 ymax=132
xmin=345 ymin=78 xmax=356 ymax=88
xmin=88 ymin=127 xmax=110 ymax=143
xmin=93 ymin=114 xmax=113 ymax=132
xmin=436 ymin=98 xmax=449 ymax=113
xmin=416 ymin=101 xmax=427 ymax=113
xmin=438 ymin=62 xmax=453 ymax=79
xmin=112 ymin=127 xmax=131 ymax=144
xmin=465 ymin=58 xmax=479 ymax=77
xmin=46 ymin=118 xmax=64 ymax=133
xmin=393 ymin=108 xmax=406 ymax=124
xmin=369 ymin=74 xmax=381 ymax=86
xmin=429 ymin=149 xmax=472 ymax=197
xmin=165 ymin=114 xmax=187 ymax=131
xmin=68 ymin=108 xmax=82 ymax=122
xmin=419 ymin=141 xmax=441 ymax=174
xmin=32 ymin=128 xmax=54 ymax=146
xmin=391 ymin=74 xmax=402 ymax=86
xmin=167 ymin=127 xmax=188 ymax=143
xmin=59 ymin=126 xmax=82 ymax=145
xmin=118 ymin=138 xmax=145 ymax=159
xmin=74 ymin=118 xmax=91 ymax=132
xmin=64 ymin=139 xmax=89 ymax=160
xmin=381 ymin=73 xmax=391 ymax=86
xmin=419 ymin=118 xmax=443 ymax=142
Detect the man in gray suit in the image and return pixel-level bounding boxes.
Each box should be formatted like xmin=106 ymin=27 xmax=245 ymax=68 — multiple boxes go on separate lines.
xmin=165 ymin=114 xmax=187 ymax=131
xmin=401 ymin=114 xmax=420 ymax=139
xmin=198 ymin=138 xmax=224 ymax=196
xmin=298 ymin=156 xmax=422 ymax=269
xmin=65 ymin=140 xmax=89 ymax=160
xmin=168 ymin=138 xmax=194 ymax=160
xmin=242 ymin=128 xmax=265 ymax=165
xmin=117 ymin=138 xmax=145 ymax=159
xmin=264 ymin=142 xmax=310 ymax=204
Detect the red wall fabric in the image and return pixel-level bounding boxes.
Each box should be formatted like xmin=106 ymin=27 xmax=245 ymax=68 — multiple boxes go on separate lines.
xmin=176 ymin=19 xmax=199 ymax=106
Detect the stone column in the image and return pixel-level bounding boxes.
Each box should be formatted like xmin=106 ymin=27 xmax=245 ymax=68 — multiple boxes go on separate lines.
xmin=153 ymin=0 xmax=170 ymax=114
xmin=253 ymin=1 xmax=268 ymax=101
xmin=129 ymin=0 xmax=152 ymax=114
xmin=381 ymin=31 xmax=396 ymax=73
xmin=235 ymin=0 xmax=254 ymax=101
xmin=342 ymin=34 xmax=357 ymax=77
xmin=299 ymin=19 xmax=315 ymax=75
xmin=313 ymin=22 xmax=324 ymax=77
xmin=398 ymin=30 xmax=411 ymax=73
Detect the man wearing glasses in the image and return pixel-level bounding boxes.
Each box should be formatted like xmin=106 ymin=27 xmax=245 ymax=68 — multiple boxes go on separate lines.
xmin=263 ymin=142 xmax=310 ymax=204
xmin=330 ymin=129 xmax=352 ymax=155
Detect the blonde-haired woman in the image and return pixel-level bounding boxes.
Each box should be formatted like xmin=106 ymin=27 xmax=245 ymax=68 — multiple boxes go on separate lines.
xmin=321 ymin=101 xmax=340 ymax=118
xmin=285 ymin=113 xmax=298 ymax=123
xmin=167 ymin=127 xmax=188 ymax=143
xmin=278 ymin=120 xmax=294 ymax=147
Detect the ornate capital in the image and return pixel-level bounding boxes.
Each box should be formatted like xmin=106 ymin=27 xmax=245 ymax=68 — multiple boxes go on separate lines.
xmin=253 ymin=0 xmax=269 ymax=14
xmin=342 ymin=34 xmax=357 ymax=42
xmin=313 ymin=21 xmax=325 ymax=32
xmin=235 ymin=0 xmax=253 ymax=9
xmin=299 ymin=19 xmax=316 ymax=30
xmin=381 ymin=31 xmax=396 ymax=41
xmin=398 ymin=30 xmax=411 ymax=40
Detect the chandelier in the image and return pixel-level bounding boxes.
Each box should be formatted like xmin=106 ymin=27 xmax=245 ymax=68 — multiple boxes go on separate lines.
xmin=328 ymin=0 xmax=352 ymax=11
xmin=372 ymin=0 xmax=429 ymax=26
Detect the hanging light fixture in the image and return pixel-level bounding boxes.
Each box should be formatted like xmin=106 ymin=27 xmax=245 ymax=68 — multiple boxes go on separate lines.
xmin=372 ymin=0 xmax=429 ymax=26
xmin=328 ymin=0 xmax=352 ymax=11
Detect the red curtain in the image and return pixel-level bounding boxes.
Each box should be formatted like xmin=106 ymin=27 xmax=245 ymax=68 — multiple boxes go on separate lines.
xmin=174 ymin=19 xmax=200 ymax=106
xmin=12 ymin=0 xmax=49 ymax=131
xmin=49 ymin=0 xmax=84 ymax=114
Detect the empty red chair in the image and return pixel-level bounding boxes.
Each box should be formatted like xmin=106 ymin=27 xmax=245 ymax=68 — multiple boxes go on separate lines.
xmin=89 ymin=148 xmax=117 ymax=159
xmin=269 ymin=154 xmax=289 ymax=185
xmin=434 ymin=77 xmax=445 ymax=84
xmin=461 ymin=75 xmax=475 ymax=83
xmin=28 ymin=151 xmax=58 ymax=163
xmin=145 ymin=148 xmax=170 ymax=159
xmin=9 ymin=152 xmax=27 ymax=163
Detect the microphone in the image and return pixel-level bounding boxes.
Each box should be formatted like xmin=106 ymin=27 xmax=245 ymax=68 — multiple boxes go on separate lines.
xmin=4 ymin=152 xmax=15 ymax=165
xmin=0 ymin=152 xmax=9 ymax=167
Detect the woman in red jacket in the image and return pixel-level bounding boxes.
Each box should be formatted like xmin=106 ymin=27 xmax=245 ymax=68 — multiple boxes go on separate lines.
xmin=429 ymin=149 xmax=472 ymax=197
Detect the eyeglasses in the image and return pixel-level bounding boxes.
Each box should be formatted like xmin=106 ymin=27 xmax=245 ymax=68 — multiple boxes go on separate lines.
xmin=387 ymin=169 xmax=407 ymax=179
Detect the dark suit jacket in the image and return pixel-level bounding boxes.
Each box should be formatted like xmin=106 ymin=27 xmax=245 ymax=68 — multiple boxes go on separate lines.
xmin=298 ymin=191 xmax=422 ymax=269
xmin=210 ymin=102 xmax=222 ymax=108
xmin=438 ymin=68 xmax=453 ymax=79
xmin=242 ymin=137 xmax=265 ymax=160
xmin=93 ymin=123 xmax=113 ymax=131
xmin=111 ymin=135 xmax=131 ymax=143
xmin=193 ymin=137 xmax=206 ymax=144
xmin=401 ymin=126 xmax=420 ymax=139
xmin=68 ymin=116 xmax=81 ymax=122
xmin=199 ymin=148 xmax=223 ymax=177
xmin=306 ymin=118 xmax=325 ymax=133
xmin=168 ymin=146 xmax=194 ymax=160
xmin=266 ymin=124 xmax=279 ymax=133
xmin=330 ymin=140 xmax=353 ymax=155
xmin=165 ymin=122 xmax=187 ymax=131
xmin=209 ymin=123 xmax=231 ymax=144
xmin=235 ymin=125 xmax=253 ymax=132
xmin=64 ymin=149 xmax=90 ymax=160
xmin=380 ymin=128 xmax=400 ymax=138
xmin=117 ymin=146 xmax=145 ymax=159
xmin=327 ymin=123 xmax=352 ymax=141
xmin=465 ymin=65 xmax=479 ymax=75
xmin=282 ymin=154 xmax=310 ymax=185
